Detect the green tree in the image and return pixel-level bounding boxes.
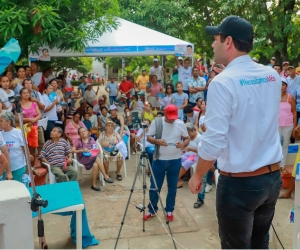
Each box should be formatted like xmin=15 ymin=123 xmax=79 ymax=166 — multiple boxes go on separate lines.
xmin=119 ymin=0 xmax=192 ymax=38
xmin=188 ymin=0 xmax=300 ymax=64
xmin=0 ymin=0 xmax=119 ymax=59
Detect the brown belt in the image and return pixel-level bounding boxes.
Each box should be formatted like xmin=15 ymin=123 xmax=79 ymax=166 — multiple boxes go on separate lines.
xmin=219 ymin=163 xmax=280 ymax=178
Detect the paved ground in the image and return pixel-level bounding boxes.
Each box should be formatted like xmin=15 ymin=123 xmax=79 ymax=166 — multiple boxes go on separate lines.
xmin=32 ymin=86 xmax=295 ymax=249
xmin=33 ymin=154 xmax=294 ymax=249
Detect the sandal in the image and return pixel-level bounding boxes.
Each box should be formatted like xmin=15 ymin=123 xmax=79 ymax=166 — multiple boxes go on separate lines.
xmin=104 ymin=177 xmax=114 ymax=183
xmin=131 ymin=151 xmax=136 ymax=155
xmin=117 ymin=174 xmax=123 ymax=181
xmin=91 ymin=185 xmax=101 ymax=192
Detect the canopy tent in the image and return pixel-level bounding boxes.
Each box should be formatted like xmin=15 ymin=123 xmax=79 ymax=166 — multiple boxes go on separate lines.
xmin=29 ymin=17 xmax=193 ymax=60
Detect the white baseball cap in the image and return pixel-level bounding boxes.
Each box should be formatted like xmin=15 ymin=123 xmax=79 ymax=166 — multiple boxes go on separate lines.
xmin=281 ymin=78 xmax=287 ymax=84
xmin=109 ymin=104 xmax=117 ymax=110
xmin=178 ymin=57 xmax=183 ymax=60
xmin=153 ymin=58 xmax=159 ymax=62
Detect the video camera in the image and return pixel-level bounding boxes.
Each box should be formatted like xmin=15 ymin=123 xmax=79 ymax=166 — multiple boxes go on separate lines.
xmin=8 ymin=95 xmax=22 ymax=113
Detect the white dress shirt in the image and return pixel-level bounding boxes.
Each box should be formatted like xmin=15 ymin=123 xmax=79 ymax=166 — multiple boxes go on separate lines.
xmin=198 ymin=55 xmax=282 ymax=173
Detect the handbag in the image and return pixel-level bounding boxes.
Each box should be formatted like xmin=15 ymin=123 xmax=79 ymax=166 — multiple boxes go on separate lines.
xmin=78 ymin=138 xmax=100 ymax=170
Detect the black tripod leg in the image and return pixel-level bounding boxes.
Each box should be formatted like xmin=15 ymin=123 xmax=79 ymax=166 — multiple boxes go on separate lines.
xmin=114 ymin=156 xmax=143 ymax=249
xmin=147 ymin=159 xmax=177 ymax=249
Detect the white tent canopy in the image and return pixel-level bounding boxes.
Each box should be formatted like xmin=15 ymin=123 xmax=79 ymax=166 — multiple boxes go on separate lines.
xmin=29 ymin=17 xmax=193 ymax=59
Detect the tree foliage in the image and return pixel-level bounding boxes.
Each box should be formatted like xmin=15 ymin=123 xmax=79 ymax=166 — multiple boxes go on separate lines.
xmin=0 ymin=0 xmax=119 ymax=58
xmin=46 ymin=57 xmax=93 ymax=73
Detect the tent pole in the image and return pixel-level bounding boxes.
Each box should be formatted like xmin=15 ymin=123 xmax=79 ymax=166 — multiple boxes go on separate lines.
xmin=122 ymin=57 xmax=125 ymax=77
xmin=161 ymin=55 xmax=164 ymax=86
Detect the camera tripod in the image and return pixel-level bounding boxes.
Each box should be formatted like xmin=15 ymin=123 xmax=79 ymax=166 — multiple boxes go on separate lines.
xmin=114 ymin=124 xmax=177 ymax=249
xmin=15 ymin=98 xmax=48 ymax=249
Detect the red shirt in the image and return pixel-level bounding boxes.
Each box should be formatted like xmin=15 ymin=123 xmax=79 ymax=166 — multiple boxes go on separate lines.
xmin=196 ymin=65 xmax=205 ymax=71
xmin=119 ymin=81 xmax=133 ymax=98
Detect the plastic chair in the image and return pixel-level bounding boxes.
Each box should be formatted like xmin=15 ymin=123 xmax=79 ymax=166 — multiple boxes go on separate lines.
xmin=41 ymin=159 xmax=77 ymax=184
xmin=73 ymin=141 xmax=105 ymax=186
xmin=97 ymin=141 xmax=127 ymax=178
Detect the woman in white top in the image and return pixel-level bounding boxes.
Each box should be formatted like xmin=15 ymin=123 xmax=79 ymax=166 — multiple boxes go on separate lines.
xmin=11 ymin=66 xmax=26 ymax=96
xmin=0 ymin=112 xmax=33 ymax=181
xmin=160 ymin=83 xmax=174 ymax=109
xmin=50 ymin=79 xmax=65 ymax=122
xmin=194 ymin=100 xmax=206 ymax=133
xmin=177 ymin=123 xmax=202 ymax=188
xmin=42 ymin=84 xmax=59 ymax=141
xmin=0 ymin=76 xmax=15 ymax=111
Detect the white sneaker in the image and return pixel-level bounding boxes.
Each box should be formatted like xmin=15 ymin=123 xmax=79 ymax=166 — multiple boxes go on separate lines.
xmin=205 ymin=184 xmax=212 ymax=193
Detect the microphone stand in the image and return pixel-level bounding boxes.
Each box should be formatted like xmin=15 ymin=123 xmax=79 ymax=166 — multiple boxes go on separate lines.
xmin=15 ymin=99 xmax=48 ymax=249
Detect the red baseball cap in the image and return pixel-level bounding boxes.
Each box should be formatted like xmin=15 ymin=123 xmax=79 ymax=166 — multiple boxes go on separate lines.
xmin=165 ymin=105 xmax=178 ymax=119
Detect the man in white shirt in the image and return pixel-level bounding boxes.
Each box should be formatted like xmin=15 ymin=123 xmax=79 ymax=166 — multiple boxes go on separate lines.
xmin=287 ymin=66 xmax=300 ymax=97
xmin=189 ymin=16 xmax=282 ymax=249
xmin=83 ymin=83 xmax=99 ymax=105
xmin=149 ymin=59 xmax=166 ymax=83
xmin=144 ymin=105 xmax=190 ymax=222
xmin=175 ymin=56 xmax=192 ymax=95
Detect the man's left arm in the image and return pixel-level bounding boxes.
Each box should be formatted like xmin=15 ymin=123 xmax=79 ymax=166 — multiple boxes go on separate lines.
xmin=189 ymin=79 xmax=232 ymax=194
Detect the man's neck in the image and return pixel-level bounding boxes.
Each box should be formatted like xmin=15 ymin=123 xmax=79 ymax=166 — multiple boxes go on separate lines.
xmin=51 ymin=138 xmax=59 ymax=143
xmin=290 ymin=74 xmax=296 ymax=79
xmin=193 ymin=75 xmax=198 ymax=80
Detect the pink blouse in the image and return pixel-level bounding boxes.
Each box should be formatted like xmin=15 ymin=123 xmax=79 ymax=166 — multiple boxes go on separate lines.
xmin=64 ymin=121 xmax=87 ymax=144
xmin=22 ymin=102 xmax=38 ymax=126
xmin=149 ymin=83 xmax=163 ymax=97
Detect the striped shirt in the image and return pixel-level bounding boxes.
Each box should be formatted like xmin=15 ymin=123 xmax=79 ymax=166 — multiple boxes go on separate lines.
xmin=39 ymin=138 xmax=71 ymax=166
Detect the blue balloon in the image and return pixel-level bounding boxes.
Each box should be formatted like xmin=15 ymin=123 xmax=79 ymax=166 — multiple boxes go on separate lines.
xmin=0 ymin=38 xmax=21 ymax=74
xmin=48 ymin=92 xmax=57 ymax=102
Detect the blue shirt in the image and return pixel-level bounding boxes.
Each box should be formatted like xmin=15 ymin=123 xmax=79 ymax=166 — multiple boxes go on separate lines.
xmin=78 ymin=83 xmax=86 ymax=94
xmin=83 ymin=120 xmax=92 ymax=131
xmin=106 ymin=82 xmax=118 ymax=96
xmin=172 ymin=92 xmax=188 ymax=108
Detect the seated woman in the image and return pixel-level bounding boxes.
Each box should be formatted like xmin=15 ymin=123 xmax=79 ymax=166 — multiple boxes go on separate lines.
xmin=135 ymin=119 xmax=154 ymax=176
xmin=177 ymin=123 xmax=202 ymax=188
xmin=98 ymin=106 xmax=110 ymax=131
xmin=72 ymin=127 xmax=113 ymax=192
xmin=124 ymin=108 xmax=137 ymax=155
xmin=129 ymin=94 xmax=144 ymax=111
xmin=141 ymin=103 xmax=156 ymax=122
xmin=98 ymin=120 xmax=124 ymax=181
xmin=64 ymin=112 xmax=87 ymax=145
xmin=0 ymin=112 xmax=34 ymax=181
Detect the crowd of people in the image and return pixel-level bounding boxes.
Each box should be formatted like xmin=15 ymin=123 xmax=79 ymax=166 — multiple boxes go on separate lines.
xmin=0 ymin=51 xmax=299 ymax=223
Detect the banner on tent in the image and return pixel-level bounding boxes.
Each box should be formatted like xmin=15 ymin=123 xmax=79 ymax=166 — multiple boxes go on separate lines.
xmin=29 ymin=46 xmax=51 ymax=61
xmin=85 ymin=45 xmax=175 ymax=54
xmin=175 ymin=44 xmax=194 ymax=57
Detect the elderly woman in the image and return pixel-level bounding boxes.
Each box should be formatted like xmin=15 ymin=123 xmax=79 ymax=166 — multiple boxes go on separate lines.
xmin=177 ymin=123 xmax=202 ymax=188
xmin=19 ymin=88 xmax=42 ymax=168
xmin=98 ymin=120 xmax=124 ymax=181
xmin=0 ymin=112 xmax=34 ymax=181
xmin=64 ymin=112 xmax=86 ymax=145
xmin=72 ymin=127 xmax=113 ymax=191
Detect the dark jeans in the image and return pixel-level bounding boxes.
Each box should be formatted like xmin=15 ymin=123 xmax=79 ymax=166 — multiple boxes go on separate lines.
xmin=207 ymin=161 xmax=218 ymax=185
xmin=197 ymin=171 xmax=208 ymax=201
xmin=216 ymin=170 xmax=282 ymax=249
xmin=109 ymin=96 xmax=118 ymax=105
xmin=148 ymin=158 xmax=181 ymax=214
xmin=188 ymin=102 xmax=196 ymax=107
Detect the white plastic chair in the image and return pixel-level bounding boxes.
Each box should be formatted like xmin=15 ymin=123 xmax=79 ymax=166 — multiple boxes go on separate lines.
xmin=73 ymin=141 xmax=105 ymax=186
xmin=42 ymin=159 xmax=77 ymax=184
xmin=97 ymin=141 xmax=127 ymax=178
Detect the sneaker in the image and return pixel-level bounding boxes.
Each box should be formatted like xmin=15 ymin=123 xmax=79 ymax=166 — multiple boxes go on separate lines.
xmin=205 ymin=184 xmax=212 ymax=193
xmin=166 ymin=212 xmax=174 ymax=222
xmin=143 ymin=212 xmax=155 ymax=221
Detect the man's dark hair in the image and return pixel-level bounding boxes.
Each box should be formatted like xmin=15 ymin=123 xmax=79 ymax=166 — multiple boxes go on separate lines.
xmin=192 ymin=66 xmax=199 ymax=71
xmin=183 ymin=105 xmax=193 ymax=114
xmin=42 ymin=48 xmax=49 ymax=52
xmin=22 ymin=78 xmax=32 ymax=86
xmin=100 ymin=106 xmax=108 ymax=112
xmin=273 ymin=64 xmax=281 ymax=69
xmin=220 ymin=33 xmax=253 ymax=53
xmin=157 ymin=111 xmax=164 ymax=116
xmin=187 ymin=45 xmax=192 ymax=48
xmin=25 ymin=65 xmax=31 ymax=70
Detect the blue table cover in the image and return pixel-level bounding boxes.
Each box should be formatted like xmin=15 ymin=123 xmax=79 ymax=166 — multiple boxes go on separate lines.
xmin=29 ymin=181 xmax=99 ymax=248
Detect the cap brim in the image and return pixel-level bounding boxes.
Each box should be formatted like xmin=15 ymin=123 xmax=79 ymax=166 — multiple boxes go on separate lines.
xmin=205 ymin=26 xmax=220 ymax=35
xmin=166 ymin=114 xmax=178 ymax=119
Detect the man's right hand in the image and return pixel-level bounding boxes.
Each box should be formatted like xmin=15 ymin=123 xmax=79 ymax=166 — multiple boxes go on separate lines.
xmin=156 ymin=139 xmax=168 ymax=146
